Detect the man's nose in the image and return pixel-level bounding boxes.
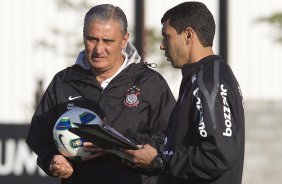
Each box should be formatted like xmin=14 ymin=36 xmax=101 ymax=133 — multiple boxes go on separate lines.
xmin=95 ymin=41 xmax=104 ymax=54
xmin=160 ymin=41 xmax=165 ymax=50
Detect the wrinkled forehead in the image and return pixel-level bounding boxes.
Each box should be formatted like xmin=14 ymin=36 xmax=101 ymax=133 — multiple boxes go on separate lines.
xmin=86 ymin=19 xmax=123 ymax=33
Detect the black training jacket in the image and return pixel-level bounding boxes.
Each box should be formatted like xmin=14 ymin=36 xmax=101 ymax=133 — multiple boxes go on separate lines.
xmin=158 ymin=55 xmax=245 ymax=184
xmin=26 ymin=62 xmax=176 ymax=184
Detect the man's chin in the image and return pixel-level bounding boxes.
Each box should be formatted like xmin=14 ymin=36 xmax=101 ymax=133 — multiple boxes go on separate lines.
xmin=89 ymin=63 xmax=107 ymax=72
xmin=171 ymin=62 xmax=180 ymax=69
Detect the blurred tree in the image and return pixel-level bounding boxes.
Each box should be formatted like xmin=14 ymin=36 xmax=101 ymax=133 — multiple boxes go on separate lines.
xmin=35 ymin=0 xmax=93 ymax=63
xmin=145 ymin=28 xmax=167 ymax=67
xmin=256 ymin=12 xmax=282 ymax=43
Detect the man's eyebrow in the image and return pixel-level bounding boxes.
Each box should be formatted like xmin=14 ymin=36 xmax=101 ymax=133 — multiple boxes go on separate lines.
xmin=85 ymin=35 xmax=115 ymax=42
xmin=162 ymin=32 xmax=168 ymax=37
xmin=85 ymin=35 xmax=97 ymax=39
xmin=102 ymin=38 xmax=115 ymax=42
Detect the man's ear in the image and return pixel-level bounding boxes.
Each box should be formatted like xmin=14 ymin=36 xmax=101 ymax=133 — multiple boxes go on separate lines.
xmin=122 ymin=33 xmax=130 ymax=50
xmin=185 ymin=27 xmax=194 ymax=44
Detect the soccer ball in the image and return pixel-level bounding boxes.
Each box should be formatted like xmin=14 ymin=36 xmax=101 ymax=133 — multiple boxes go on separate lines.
xmin=53 ymin=107 xmax=103 ymax=161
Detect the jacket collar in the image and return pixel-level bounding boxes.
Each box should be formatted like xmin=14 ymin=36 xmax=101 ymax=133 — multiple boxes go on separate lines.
xmin=182 ymin=55 xmax=222 ymax=78
xmin=62 ymin=61 xmax=146 ymax=89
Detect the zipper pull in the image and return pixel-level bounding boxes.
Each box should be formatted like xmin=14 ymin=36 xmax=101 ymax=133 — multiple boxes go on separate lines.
xmin=144 ymin=62 xmax=157 ymax=68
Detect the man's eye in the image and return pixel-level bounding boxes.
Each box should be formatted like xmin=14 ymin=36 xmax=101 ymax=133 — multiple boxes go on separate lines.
xmin=104 ymin=39 xmax=114 ymax=43
xmin=86 ymin=36 xmax=98 ymax=41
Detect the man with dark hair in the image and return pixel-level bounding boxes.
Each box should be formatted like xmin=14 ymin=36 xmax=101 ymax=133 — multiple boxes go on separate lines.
xmin=125 ymin=2 xmax=245 ymax=184
xmin=26 ymin=4 xmax=175 ymax=184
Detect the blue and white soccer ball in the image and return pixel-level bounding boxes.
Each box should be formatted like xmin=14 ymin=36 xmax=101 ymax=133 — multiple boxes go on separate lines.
xmin=53 ymin=107 xmax=103 ymax=161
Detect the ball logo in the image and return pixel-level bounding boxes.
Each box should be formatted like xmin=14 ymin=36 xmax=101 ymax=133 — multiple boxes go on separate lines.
xmin=124 ymin=85 xmax=141 ymax=107
xmin=58 ymin=134 xmax=67 ymax=150
xmin=70 ymin=138 xmax=83 ymax=148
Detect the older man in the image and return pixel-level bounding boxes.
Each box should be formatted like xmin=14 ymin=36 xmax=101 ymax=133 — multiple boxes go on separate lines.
xmin=26 ymin=4 xmax=175 ymax=184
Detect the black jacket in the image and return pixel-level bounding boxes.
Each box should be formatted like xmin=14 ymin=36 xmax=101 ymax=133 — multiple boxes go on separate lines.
xmin=26 ymin=61 xmax=176 ymax=184
xmin=159 ymin=55 xmax=245 ymax=184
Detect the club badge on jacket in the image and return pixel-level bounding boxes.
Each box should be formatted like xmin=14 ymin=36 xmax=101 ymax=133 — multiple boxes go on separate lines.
xmin=124 ymin=85 xmax=141 ymax=107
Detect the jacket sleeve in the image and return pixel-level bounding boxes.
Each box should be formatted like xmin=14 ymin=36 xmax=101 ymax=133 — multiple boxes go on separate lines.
xmin=163 ymin=70 xmax=244 ymax=180
xmin=147 ymin=74 xmax=176 ymax=151
xmin=26 ymin=78 xmax=59 ymax=176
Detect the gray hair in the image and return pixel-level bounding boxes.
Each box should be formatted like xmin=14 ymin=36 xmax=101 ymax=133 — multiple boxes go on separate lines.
xmin=83 ymin=4 xmax=128 ymax=36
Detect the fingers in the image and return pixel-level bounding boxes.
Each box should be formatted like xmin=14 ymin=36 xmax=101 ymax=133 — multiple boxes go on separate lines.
xmin=102 ymin=117 xmax=109 ymax=126
xmin=82 ymin=142 xmax=105 ymax=160
xmin=83 ymin=142 xmax=104 ymax=152
xmin=125 ymin=149 xmax=136 ymax=155
xmin=83 ymin=142 xmax=95 ymax=147
xmin=49 ymin=155 xmax=73 ymax=179
xmin=123 ymin=144 xmax=157 ymax=167
xmin=52 ymin=163 xmax=73 ymax=178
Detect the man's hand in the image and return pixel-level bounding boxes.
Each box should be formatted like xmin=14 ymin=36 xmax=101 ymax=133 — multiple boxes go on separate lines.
xmin=49 ymin=155 xmax=73 ymax=179
xmin=125 ymin=144 xmax=158 ymax=167
xmin=82 ymin=117 xmax=108 ymax=160
xmin=82 ymin=142 xmax=106 ymax=160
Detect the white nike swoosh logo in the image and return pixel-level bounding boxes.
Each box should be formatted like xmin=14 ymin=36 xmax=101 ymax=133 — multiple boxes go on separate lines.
xmin=68 ymin=96 xmax=82 ymax=101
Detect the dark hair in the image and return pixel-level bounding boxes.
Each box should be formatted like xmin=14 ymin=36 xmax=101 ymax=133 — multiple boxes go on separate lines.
xmin=161 ymin=1 xmax=215 ymax=47
xmin=83 ymin=4 xmax=128 ymax=36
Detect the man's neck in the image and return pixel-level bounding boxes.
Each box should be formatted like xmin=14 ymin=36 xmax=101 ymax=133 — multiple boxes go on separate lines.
xmin=190 ymin=46 xmax=214 ymax=64
xmin=95 ymin=71 xmax=115 ymax=84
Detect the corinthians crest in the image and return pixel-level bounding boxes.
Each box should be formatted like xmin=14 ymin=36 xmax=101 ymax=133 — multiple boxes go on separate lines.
xmin=124 ymin=85 xmax=141 ymax=107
